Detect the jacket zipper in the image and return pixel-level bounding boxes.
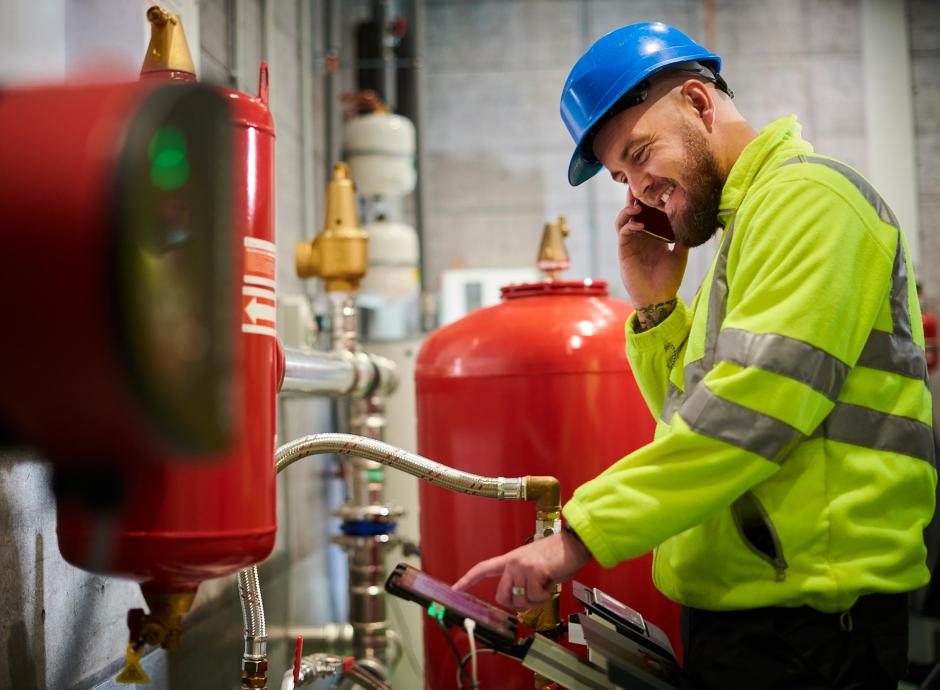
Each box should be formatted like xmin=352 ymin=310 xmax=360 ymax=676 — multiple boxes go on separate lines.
xmin=731 ymin=491 xmax=788 ymax=581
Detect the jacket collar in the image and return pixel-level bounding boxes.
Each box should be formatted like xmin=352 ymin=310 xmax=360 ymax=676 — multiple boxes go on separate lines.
xmin=717 ymin=115 xmax=811 ymax=225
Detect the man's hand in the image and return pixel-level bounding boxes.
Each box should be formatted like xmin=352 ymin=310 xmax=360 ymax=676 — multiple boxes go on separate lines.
xmin=616 ymin=186 xmax=688 ymax=328
xmin=452 ymin=530 xmax=592 ymax=610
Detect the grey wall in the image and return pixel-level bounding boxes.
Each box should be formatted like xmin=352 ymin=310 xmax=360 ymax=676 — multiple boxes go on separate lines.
xmin=418 ymin=0 xmax=933 ymax=307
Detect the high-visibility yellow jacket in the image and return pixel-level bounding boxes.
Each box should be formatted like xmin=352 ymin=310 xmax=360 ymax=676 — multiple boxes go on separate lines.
xmin=562 ymin=115 xmax=937 ymax=613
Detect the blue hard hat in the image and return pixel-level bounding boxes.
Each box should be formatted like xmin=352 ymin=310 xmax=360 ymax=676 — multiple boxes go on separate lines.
xmin=561 ymin=22 xmax=723 ymax=186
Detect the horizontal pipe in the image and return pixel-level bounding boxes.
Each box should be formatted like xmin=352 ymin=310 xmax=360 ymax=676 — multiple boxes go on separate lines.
xmin=280 ymin=347 xmax=398 ymax=399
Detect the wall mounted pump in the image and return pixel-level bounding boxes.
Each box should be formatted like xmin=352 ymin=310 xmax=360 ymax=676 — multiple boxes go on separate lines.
xmin=0 ymin=66 xmax=235 ymax=473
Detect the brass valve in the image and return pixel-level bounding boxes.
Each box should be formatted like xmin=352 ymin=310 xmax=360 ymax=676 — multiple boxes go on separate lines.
xmin=295 ymin=162 xmax=369 ymax=292
xmin=127 ymin=590 xmax=196 ymax=651
xmin=520 ymin=474 xmax=563 ymax=638
xmin=141 ymin=6 xmax=196 ymax=77
xmin=536 ymin=215 xmax=571 ymax=281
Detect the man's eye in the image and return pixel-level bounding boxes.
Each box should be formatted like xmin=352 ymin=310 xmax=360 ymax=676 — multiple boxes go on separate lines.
xmin=633 ymin=145 xmax=648 ymax=163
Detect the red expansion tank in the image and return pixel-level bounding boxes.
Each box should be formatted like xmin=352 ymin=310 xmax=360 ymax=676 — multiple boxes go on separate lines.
xmin=56 ymin=63 xmax=278 ymax=640
xmin=416 ymin=279 xmax=681 ymax=689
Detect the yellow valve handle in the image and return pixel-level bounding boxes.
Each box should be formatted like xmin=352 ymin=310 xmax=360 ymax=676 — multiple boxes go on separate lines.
xmin=116 ymin=643 xmax=150 ymax=684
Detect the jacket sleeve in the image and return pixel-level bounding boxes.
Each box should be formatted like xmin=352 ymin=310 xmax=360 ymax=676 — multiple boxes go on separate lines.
xmin=563 ymin=176 xmax=896 ymax=567
xmin=625 ymin=298 xmax=692 ymax=420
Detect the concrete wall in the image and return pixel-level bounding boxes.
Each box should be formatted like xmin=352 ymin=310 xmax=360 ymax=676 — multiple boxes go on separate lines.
xmin=418 ymin=0 xmax=936 ymax=307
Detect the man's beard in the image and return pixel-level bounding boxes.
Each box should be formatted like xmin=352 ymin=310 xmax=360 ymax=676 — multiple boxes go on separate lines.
xmin=670 ymin=123 xmax=725 ymax=247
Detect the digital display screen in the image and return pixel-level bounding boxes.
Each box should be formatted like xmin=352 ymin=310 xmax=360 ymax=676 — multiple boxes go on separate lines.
xmin=114 ymin=83 xmax=234 ymax=453
xmin=392 ymin=565 xmax=516 ymax=642
xmin=594 ymin=588 xmax=646 ymax=634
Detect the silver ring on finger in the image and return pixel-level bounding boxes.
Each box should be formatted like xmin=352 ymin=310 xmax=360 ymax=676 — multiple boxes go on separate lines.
xmin=511 ymin=585 xmax=526 ymax=597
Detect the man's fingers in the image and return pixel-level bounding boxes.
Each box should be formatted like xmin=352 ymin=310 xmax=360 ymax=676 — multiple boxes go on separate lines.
xmin=493 ymin=567 xmax=509 ymax=608
xmin=615 ymin=204 xmax=641 ymax=230
xmin=453 ymin=556 xmax=504 ymax=592
xmin=524 ymin=573 xmax=553 ymax=605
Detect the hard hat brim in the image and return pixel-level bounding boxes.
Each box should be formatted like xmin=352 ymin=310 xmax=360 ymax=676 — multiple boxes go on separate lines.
xmin=568 ymin=149 xmax=602 ymax=187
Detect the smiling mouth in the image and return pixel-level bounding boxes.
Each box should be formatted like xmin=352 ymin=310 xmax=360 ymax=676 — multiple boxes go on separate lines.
xmin=658 ymin=182 xmax=676 ymax=210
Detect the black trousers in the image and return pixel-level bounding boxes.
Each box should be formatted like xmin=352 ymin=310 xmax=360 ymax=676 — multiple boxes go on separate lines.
xmin=681 ymin=593 xmax=909 ymax=690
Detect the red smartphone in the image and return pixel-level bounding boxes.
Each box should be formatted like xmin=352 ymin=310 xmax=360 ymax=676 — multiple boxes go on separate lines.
xmin=633 ymin=199 xmax=676 ymax=243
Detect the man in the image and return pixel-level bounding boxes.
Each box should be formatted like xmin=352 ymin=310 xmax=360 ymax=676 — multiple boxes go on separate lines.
xmin=455 ymin=21 xmax=937 ymax=689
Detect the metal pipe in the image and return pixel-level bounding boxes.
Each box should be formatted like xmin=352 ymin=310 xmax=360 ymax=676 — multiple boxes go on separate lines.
xmin=280 ymin=347 xmax=399 ymax=399
xmin=237 ymin=435 xmax=557 ymax=686
xmin=266 ymin=623 xmax=354 ymax=651
xmin=276 ymin=433 xmax=526 ymax=499
xmin=344 ymin=396 xmax=393 ymax=672
xmin=238 ymin=566 xmax=268 ymax=690
xmin=279 ymin=653 xmax=346 ymax=690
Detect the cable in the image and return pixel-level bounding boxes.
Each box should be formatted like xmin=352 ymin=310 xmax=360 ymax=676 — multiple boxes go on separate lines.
xmin=455 ymin=647 xmax=511 ymax=689
xmin=437 ymin=618 xmax=472 ymax=689
xmin=387 ymin=588 xmax=423 ymax=677
xmin=463 ymin=618 xmax=479 ymax=689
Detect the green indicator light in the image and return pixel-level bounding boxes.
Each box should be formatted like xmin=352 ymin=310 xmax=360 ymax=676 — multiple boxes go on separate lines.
xmin=426 ymin=602 xmax=446 ymax=621
xmin=367 ymin=468 xmax=384 ymax=482
xmin=148 ymin=126 xmax=187 ymax=161
xmin=150 ymin=157 xmax=190 ymax=191
xmin=148 ymin=126 xmax=190 ymax=191
xmin=153 ymin=147 xmax=185 ymax=169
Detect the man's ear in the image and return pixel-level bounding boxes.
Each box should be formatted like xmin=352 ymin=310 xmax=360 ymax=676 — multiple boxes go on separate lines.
xmin=680 ymin=80 xmax=716 ymax=131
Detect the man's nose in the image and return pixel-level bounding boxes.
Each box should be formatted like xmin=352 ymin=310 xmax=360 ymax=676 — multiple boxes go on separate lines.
xmin=628 ymin=177 xmax=654 ymax=206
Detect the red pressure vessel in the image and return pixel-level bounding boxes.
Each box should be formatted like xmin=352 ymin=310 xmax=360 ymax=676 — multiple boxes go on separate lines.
xmin=416 ymin=279 xmax=681 ymax=689
xmin=923 ymin=311 xmax=938 ymax=372
xmin=56 ymin=63 xmax=278 ymax=627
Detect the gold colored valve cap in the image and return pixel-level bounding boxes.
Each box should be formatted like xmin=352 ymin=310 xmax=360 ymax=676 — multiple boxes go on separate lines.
xmin=537 ymin=215 xmax=571 ymax=281
xmin=141 ymin=6 xmax=196 ymax=76
xmin=324 ymin=162 xmax=360 ymax=233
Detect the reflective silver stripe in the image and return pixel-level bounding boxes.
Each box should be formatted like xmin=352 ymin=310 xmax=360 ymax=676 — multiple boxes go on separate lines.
xmin=661 ymin=358 xmax=707 ymax=422
xmin=781 ymin=156 xmax=925 ymax=381
xmin=663 ymin=215 xmax=734 ymax=422
xmin=857 ymin=329 xmax=927 ymax=381
xmin=812 ymin=402 xmax=936 ymax=465
xmin=703 ymin=218 xmax=736 ymax=370
xmin=781 ymin=156 xmax=913 ymax=340
xmin=889 ymin=233 xmax=913 ymax=339
xmin=781 ymin=155 xmax=899 ymax=227
xmin=715 ymin=328 xmax=849 ymax=400
xmin=678 ymin=384 xmax=802 ymax=463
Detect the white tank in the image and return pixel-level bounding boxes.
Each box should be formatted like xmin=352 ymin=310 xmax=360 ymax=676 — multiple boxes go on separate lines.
xmin=343 ymin=111 xmax=416 ymax=198
xmin=359 ymin=218 xmax=421 ymax=340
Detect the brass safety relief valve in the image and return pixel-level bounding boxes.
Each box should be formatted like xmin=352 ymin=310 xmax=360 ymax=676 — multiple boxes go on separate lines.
xmin=295 ymin=162 xmax=369 ymax=292
xmin=536 ymin=215 xmax=571 ymax=281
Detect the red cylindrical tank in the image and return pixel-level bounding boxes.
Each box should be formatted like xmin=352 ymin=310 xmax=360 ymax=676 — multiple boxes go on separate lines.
xmin=416 ymin=279 xmax=681 ymax=689
xmin=57 ymin=65 xmax=277 ymax=607
xmin=924 ymin=311 xmax=938 ymax=373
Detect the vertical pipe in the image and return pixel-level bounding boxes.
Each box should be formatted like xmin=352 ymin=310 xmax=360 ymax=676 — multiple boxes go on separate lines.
xmin=861 ymin=0 xmax=920 ymax=267
xmin=323 ymin=0 xmax=343 ymax=176
xmin=406 ymin=0 xmax=430 ymax=299
xmin=345 ymin=396 xmax=391 ymax=670
xmin=330 ymin=292 xmax=394 ymax=674
xmin=703 ymin=0 xmax=717 ymax=49
xmin=299 ymin=0 xmax=316 ymax=240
